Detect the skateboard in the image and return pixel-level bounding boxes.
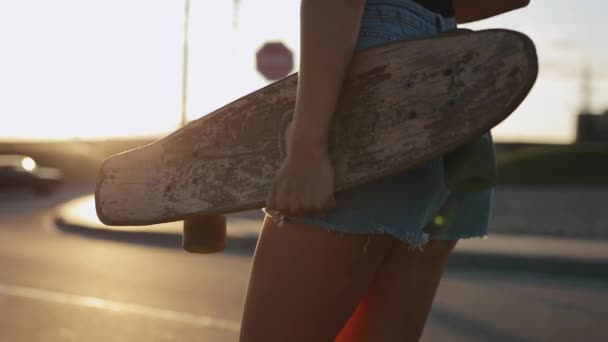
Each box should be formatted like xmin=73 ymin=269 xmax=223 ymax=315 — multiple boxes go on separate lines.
xmin=95 ymin=29 xmax=538 ymax=252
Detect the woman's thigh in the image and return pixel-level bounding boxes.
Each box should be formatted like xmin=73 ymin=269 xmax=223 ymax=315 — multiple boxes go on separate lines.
xmin=239 ymin=216 xmax=397 ymax=342
xmin=337 ymin=239 xmax=458 ymax=342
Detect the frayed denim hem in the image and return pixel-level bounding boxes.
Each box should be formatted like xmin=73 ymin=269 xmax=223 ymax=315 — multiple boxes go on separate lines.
xmin=264 ymin=208 xmax=435 ymax=251
xmin=429 ymin=232 xmax=489 ymax=241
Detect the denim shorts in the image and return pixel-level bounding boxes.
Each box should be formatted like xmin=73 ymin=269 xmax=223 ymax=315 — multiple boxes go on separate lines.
xmin=265 ymin=0 xmax=494 ymax=248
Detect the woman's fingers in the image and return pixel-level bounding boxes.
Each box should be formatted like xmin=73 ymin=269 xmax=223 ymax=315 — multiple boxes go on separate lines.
xmin=273 ymin=194 xmax=335 ymax=217
xmin=266 ymin=176 xmax=279 ymax=210
xmin=269 ymin=175 xmax=337 ymax=216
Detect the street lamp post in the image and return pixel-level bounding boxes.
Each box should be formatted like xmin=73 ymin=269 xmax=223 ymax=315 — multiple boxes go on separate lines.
xmin=180 ymin=0 xmax=191 ymax=128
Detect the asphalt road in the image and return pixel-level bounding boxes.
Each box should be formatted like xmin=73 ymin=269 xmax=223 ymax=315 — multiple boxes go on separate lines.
xmin=0 ymin=187 xmax=607 ymax=341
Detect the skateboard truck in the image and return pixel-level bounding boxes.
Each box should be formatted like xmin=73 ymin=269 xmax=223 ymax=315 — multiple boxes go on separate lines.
xmin=182 ymin=110 xmax=293 ymax=254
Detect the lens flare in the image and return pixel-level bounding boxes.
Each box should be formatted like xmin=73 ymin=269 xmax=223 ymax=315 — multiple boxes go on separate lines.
xmin=433 ymin=215 xmax=445 ymax=227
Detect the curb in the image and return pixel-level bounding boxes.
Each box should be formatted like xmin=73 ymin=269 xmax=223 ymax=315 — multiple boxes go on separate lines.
xmin=54 ymin=216 xmax=259 ymax=252
xmin=54 ymin=212 xmax=608 ymax=278
xmin=447 ymin=251 xmax=608 ymax=278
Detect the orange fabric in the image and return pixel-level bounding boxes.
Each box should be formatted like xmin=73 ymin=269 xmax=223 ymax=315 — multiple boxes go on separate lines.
xmin=335 ymin=291 xmax=371 ymax=341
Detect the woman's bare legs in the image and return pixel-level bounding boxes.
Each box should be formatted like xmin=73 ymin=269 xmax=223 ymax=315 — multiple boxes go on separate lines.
xmin=239 ymin=215 xmax=396 ymax=342
xmin=336 ymin=239 xmax=457 ymax=342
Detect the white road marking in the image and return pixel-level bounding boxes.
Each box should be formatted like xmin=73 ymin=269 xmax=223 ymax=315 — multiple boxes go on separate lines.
xmin=0 ymin=282 xmax=241 ymax=333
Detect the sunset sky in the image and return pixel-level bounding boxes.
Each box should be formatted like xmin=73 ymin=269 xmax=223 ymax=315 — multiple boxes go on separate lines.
xmin=1 ymin=0 xmax=606 ymax=142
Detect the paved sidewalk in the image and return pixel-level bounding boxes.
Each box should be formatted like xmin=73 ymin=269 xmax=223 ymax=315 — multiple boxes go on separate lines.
xmin=55 ymin=195 xmax=608 ymax=277
xmin=450 ymin=235 xmax=608 ymax=277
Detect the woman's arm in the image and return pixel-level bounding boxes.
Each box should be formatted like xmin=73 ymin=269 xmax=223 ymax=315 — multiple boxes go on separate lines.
xmin=291 ymin=0 xmax=366 ymax=153
xmin=266 ymin=0 xmax=366 ymax=216
xmin=454 ymin=0 xmax=530 ymax=24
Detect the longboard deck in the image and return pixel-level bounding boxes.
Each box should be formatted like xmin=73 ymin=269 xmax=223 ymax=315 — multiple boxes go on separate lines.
xmin=96 ymin=29 xmax=538 ymax=226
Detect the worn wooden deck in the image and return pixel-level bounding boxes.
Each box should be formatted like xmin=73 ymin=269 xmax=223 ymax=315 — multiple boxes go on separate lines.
xmin=96 ymin=29 xmax=538 ymax=225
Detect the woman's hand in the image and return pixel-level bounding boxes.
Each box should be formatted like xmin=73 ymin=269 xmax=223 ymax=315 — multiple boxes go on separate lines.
xmin=266 ymin=123 xmax=336 ymax=217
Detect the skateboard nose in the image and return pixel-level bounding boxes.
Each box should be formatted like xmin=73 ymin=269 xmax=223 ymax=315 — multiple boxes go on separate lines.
xmin=95 ymin=147 xmax=162 ymax=225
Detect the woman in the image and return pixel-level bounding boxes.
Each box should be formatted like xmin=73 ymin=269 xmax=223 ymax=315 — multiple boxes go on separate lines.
xmin=240 ymin=1 xmax=530 ymax=341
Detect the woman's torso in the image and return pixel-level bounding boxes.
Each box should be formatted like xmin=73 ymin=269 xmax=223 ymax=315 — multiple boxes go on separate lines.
xmin=412 ymin=0 xmax=454 ymax=18
xmin=366 ymin=0 xmax=454 ymax=18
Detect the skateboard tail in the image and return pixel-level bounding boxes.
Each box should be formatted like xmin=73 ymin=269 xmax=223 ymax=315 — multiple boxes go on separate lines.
xmin=334 ymin=29 xmax=539 ymax=192
xmin=495 ymin=30 xmax=538 ymax=124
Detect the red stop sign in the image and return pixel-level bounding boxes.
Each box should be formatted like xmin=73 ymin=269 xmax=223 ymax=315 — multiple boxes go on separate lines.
xmin=256 ymin=42 xmax=294 ymax=81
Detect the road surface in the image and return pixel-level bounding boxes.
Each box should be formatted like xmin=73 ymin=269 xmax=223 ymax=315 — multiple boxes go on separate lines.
xmin=0 ymin=187 xmax=606 ymax=341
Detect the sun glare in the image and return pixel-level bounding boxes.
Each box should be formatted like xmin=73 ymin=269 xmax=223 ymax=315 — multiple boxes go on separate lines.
xmin=0 ymin=1 xmax=606 ymax=142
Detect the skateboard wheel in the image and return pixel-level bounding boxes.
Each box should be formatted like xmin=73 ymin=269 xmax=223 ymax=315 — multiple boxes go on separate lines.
xmin=182 ymin=215 xmax=227 ymax=253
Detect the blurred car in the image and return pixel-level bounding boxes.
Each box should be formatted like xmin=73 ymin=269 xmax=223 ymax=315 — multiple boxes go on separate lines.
xmin=0 ymin=154 xmax=63 ymax=195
